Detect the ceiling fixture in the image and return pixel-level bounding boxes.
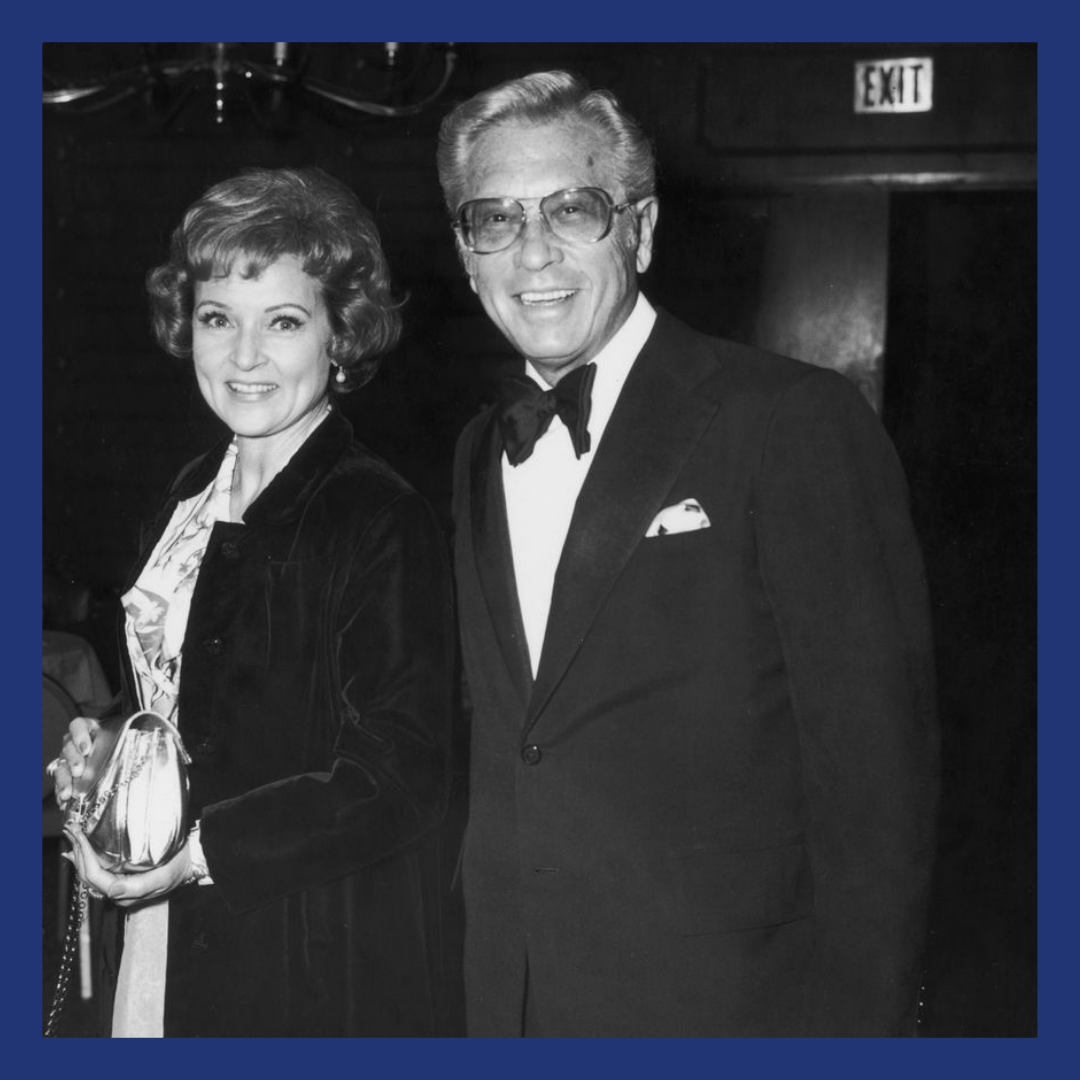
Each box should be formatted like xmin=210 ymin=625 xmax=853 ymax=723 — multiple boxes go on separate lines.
xmin=43 ymin=43 xmax=457 ymax=128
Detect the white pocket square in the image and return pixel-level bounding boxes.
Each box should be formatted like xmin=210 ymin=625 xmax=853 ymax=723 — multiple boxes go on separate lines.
xmin=645 ymin=498 xmax=711 ymax=538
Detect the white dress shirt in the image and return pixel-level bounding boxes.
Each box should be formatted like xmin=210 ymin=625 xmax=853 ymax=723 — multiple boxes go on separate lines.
xmin=503 ymin=294 xmax=657 ymax=676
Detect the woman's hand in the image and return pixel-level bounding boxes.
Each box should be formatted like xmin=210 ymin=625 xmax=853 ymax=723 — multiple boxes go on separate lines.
xmin=62 ymin=823 xmax=194 ymax=907
xmin=50 ymin=716 xmax=100 ymax=809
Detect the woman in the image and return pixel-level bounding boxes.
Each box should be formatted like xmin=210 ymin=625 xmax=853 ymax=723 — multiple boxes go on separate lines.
xmin=51 ymin=167 xmax=456 ymax=1037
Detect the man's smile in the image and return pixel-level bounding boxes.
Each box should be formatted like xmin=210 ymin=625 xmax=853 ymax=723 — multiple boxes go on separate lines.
xmin=517 ymin=289 xmax=577 ymax=306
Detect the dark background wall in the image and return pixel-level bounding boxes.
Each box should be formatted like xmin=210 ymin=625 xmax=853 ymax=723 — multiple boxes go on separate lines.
xmin=42 ymin=44 xmax=775 ymax=590
xmin=42 ymin=42 xmax=1036 ymax=1036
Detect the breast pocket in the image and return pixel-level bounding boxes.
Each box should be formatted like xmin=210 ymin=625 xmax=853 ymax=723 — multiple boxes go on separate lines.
xmin=673 ymin=839 xmax=813 ymax=936
xmin=626 ymin=524 xmax=720 ymax=594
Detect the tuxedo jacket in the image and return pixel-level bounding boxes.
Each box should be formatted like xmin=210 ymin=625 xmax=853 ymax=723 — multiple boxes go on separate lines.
xmin=451 ymin=309 xmax=939 ymax=1037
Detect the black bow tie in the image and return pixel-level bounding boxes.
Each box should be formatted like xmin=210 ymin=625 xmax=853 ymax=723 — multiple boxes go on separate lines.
xmin=496 ymin=363 xmax=597 ymax=467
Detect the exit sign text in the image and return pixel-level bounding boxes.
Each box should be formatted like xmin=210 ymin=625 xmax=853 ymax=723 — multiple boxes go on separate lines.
xmin=854 ymin=58 xmax=933 ymax=114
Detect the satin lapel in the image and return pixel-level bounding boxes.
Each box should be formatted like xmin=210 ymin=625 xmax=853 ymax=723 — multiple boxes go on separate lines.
xmin=527 ymin=323 xmax=721 ymax=730
xmin=469 ymin=411 xmax=534 ymax=708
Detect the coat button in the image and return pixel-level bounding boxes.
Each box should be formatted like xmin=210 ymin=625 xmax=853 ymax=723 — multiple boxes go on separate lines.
xmin=202 ymin=636 xmax=225 ymax=655
xmin=221 ymin=540 xmax=240 ymax=559
xmin=521 ymin=744 xmax=542 ymax=766
xmin=194 ymin=739 xmax=217 ymax=757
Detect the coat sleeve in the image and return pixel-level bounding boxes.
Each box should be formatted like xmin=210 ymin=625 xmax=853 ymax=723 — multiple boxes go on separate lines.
xmin=755 ymin=368 xmax=939 ymax=1036
xmin=198 ymin=491 xmax=455 ymax=913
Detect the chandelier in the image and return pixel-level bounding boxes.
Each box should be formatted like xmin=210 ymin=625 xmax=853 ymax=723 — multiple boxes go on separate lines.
xmin=43 ymin=43 xmax=458 ymax=128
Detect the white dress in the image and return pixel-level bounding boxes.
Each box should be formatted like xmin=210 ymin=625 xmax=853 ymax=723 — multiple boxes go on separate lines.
xmin=111 ymin=440 xmax=237 ymax=1037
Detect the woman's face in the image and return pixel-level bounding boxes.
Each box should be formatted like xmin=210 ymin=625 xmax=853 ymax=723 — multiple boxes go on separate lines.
xmin=192 ymin=254 xmax=333 ymax=444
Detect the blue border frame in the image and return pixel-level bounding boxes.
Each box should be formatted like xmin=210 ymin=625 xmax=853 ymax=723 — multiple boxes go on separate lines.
xmin=27 ymin=6 xmax=1054 ymax=1072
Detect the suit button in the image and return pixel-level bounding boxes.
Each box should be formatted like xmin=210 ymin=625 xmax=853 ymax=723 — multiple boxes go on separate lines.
xmin=194 ymin=739 xmax=217 ymax=757
xmin=521 ymin=744 xmax=542 ymax=766
xmin=202 ymin=636 xmax=225 ymax=655
xmin=221 ymin=540 xmax=240 ymax=559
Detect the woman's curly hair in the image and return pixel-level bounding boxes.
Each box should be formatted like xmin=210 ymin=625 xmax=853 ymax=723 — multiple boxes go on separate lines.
xmin=146 ymin=167 xmax=403 ymax=392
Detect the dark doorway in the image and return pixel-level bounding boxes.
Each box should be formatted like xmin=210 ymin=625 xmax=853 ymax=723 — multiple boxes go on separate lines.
xmin=882 ymin=190 xmax=1037 ymax=1036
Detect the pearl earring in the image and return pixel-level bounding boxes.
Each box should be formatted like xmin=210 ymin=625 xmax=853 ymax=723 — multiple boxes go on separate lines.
xmin=334 ymin=365 xmax=346 ymax=385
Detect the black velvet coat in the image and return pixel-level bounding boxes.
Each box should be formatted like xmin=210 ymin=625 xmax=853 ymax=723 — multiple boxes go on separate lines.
xmin=453 ymin=310 xmax=939 ymax=1036
xmin=100 ymin=410 xmax=456 ymax=1037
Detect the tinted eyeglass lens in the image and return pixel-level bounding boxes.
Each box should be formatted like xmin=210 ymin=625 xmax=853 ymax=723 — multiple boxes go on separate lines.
xmin=541 ymin=188 xmax=611 ymax=242
xmin=461 ymin=198 xmax=523 ymax=253
xmin=460 ymin=188 xmax=614 ymax=253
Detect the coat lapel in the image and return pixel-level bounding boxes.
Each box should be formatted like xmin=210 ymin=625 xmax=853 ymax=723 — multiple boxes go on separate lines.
xmin=526 ymin=313 xmax=724 ymax=730
xmin=468 ymin=411 xmax=534 ymax=708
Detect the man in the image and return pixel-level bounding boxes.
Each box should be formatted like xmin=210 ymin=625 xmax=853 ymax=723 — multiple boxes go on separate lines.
xmin=437 ymin=70 xmax=938 ymax=1037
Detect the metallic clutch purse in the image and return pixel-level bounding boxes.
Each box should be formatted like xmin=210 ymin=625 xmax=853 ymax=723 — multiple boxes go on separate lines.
xmin=65 ymin=710 xmax=191 ymax=872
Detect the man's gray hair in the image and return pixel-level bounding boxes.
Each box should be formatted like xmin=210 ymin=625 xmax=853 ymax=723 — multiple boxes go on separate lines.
xmin=436 ymin=70 xmax=656 ymax=214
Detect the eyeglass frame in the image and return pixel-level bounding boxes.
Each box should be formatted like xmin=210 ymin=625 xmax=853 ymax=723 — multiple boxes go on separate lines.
xmin=452 ymin=186 xmax=640 ymax=255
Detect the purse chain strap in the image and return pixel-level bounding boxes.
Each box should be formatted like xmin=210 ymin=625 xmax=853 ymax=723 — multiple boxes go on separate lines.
xmin=77 ymin=730 xmax=159 ymax=830
xmin=43 ymin=876 xmax=89 ymax=1037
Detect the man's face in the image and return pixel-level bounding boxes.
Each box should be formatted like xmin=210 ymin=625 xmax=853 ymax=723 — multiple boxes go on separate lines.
xmin=459 ymin=119 xmax=657 ymax=384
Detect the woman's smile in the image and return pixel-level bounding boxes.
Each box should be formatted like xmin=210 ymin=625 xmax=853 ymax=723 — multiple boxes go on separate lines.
xmin=226 ymin=380 xmax=279 ymax=396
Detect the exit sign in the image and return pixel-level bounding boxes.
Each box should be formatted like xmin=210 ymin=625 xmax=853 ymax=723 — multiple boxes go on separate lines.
xmin=854 ymin=57 xmax=933 ymax=113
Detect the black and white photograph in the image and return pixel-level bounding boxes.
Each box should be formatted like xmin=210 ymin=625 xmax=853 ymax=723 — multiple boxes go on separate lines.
xmin=41 ymin=42 xmax=1036 ymax=1041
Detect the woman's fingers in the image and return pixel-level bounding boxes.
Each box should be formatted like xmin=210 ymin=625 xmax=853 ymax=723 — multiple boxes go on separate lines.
xmin=63 ymin=824 xmax=123 ymax=902
xmin=70 ymin=716 xmax=100 ymax=754
xmin=55 ymin=715 xmax=100 ymax=804
xmin=62 ymin=825 xmax=190 ymax=908
xmin=52 ymin=758 xmax=74 ymax=808
xmin=59 ymin=716 xmax=100 ymax=778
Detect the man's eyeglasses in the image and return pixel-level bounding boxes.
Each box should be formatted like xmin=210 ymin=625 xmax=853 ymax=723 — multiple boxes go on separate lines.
xmin=454 ymin=187 xmax=635 ymax=255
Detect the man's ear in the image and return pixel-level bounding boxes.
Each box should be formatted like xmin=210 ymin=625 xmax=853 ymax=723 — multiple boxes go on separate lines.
xmin=455 ymin=235 xmax=479 ymax=294
xmin=634 ymin=198 xmax=659 ymax=274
